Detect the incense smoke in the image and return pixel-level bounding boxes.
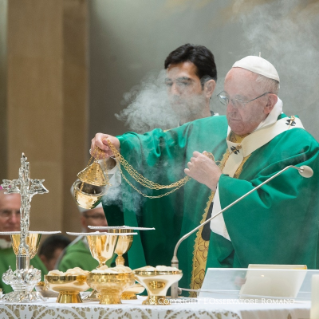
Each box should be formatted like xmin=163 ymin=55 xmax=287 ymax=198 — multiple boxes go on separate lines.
xmin=230 ymin=0 xmax=319 ymax=137
xmin=116 ymin=70 xmax=213 ymax=133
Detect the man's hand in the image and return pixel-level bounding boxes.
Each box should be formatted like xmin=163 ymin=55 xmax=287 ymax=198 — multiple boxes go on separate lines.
xmin=90 ymin=133 xmax=120 ymax=159
xmin=184 ymin=151 xmax=222 ymax=190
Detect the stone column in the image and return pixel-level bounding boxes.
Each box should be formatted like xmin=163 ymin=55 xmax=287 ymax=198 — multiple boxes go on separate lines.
xmin=2 ymin=0 xmax=88 ymax=233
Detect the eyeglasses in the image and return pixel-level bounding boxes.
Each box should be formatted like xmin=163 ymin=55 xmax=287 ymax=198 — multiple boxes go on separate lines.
xmin=83 ymin=213 xmax=106 ymax=220
xmin=0 ymin=209 xmax=21 ymax=219
xmin=217 ymin=91 xmax=273 ymax=109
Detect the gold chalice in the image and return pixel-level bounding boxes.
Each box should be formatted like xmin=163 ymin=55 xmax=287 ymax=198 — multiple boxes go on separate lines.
xmin=45 ymin=275 xmax=89 ymax=303
xmin=87 ymin=271 xmax=135 ymax=304
xmin=114 ymin=229 xmax=134 ymax=266
xmin=67 ymin=231 xmax=119 ymax=300
xmin=11 ymin=232 xmax=42 ymax=258
xmin=86 ymin=232 xmax=118 ymax=267
xmin=134 ymin=267 xmax=183 ymax=305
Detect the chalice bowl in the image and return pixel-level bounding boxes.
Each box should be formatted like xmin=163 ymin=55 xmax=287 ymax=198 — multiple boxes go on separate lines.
xmin=87 ymin=267 xmax=135 ymax=304
xmin=134 ymin=266 xmax=183 ymax=305
xmin=45 ymin=274 xmax=89 ymax=303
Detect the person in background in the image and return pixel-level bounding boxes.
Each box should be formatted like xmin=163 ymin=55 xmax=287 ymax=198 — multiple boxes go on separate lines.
xmin=0 ymin=188 xmax=48 ymax=294
xmin=164 ymin=43 xmax=217 ymax=124
xmin=56 ymin=202 xmax=114 ymax=271
xmin=38 ymin=234 xmax=71 ymax=271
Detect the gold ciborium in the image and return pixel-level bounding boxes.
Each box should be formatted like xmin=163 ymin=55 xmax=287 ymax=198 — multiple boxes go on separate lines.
xmin=134 ymin=267 xmax=183 ymax=305
xmin=45 ymin=275 xmax=89 ymax=303
xmin=11 ymin=232 xmax=42 ymax=259
xmin=87 ymin=270 xmax=135 ymax=304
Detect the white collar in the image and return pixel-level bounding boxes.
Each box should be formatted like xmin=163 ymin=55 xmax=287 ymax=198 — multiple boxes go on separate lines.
xmin=0 ymin=238 xmax=12 ymax=249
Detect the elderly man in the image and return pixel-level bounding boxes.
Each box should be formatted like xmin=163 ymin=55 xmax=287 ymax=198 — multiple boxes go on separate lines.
xmin=0 ymin=188 xmax=47 ymax=293
xmin=57 ymin=203 xmax=113 ymax=271
xmin=91 ymin=56 xmax=319 ymax=291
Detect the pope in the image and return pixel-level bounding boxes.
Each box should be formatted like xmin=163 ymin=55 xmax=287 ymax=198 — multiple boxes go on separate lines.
xmin=91 ymin=56 xmax=319 ymax=292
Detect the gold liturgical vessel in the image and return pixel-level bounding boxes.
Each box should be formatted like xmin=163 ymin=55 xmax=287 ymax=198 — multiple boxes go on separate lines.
xmin=73 ymin=156 xmax=111 ymax=210
xmin=45 ymin=275 xmax=89 ymax=303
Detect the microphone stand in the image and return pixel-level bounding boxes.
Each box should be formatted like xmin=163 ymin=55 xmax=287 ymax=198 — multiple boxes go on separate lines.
xmin=170 ymin=165 xmax=313 ymax=298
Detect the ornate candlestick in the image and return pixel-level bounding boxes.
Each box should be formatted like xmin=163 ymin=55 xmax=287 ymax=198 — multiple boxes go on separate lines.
xmin=0 ymin=153 xmax=58 ymax=302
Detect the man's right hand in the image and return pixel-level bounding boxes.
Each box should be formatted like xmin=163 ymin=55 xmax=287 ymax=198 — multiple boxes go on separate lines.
xmin=90 ymin=133 xmax=120 ymax=159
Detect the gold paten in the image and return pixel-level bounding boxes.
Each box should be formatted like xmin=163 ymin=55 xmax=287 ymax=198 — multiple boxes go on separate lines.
xmin=45 ymin=275 xmax=89 ymax=303
xmin=11 ymin=233 xmax=41 ymax=259
xmin=134 ymin=269 xmax=182 ymax=305
xmin=87 ymin=272 xmax=135 ymax=304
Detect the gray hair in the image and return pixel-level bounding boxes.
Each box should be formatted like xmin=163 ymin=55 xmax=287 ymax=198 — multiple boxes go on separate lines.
xmin=255 ymin=74 xmax=280 ymax=94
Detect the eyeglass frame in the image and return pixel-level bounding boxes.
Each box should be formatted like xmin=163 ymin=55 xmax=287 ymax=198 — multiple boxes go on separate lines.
xmin=217 ymin=91 xmax=274 ymax=109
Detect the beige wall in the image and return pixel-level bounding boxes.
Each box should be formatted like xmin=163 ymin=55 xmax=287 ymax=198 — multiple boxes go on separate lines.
xmin=2 ymin=0 xmax=89 ymax=234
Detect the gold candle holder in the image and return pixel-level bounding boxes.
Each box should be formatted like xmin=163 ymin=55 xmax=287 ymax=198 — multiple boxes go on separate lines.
xmin=45 ymin=275 xmax=89 ymax=303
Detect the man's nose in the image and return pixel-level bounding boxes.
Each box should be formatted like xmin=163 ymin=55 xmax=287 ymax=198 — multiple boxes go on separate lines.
xmin=169 ymin=83 xmax=180 ymax=95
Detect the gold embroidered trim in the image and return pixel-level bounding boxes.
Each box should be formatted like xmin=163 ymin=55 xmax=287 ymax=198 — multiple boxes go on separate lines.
xmin=190 ymin=134 xmax=252 ymax=294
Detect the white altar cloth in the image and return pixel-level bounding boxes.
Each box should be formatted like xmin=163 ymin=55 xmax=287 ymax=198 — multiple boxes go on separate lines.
xmin=0 ymin=298 xmax=310 ymax=319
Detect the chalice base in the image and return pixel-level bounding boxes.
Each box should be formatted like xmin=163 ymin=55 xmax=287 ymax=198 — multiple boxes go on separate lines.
xmin=99 ymin=291 xmax=122 ymax=304
xmin=143 ymin=295 xmax=170 ymax=305
xmin=57 ymin=291 xmax=83 ymax=303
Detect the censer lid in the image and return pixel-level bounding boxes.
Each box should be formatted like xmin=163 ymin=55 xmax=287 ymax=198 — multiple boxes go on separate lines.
xmin=77 ymin=161 xmax=109 ymax=187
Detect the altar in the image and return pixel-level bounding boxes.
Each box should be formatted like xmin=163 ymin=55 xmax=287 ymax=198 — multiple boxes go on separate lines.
xmin=0 ymin=297 xmax=311 ymax=319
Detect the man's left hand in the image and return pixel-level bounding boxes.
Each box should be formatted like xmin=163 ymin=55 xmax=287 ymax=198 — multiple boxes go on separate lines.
xmin=184 ymin=151 xmax=222 ymax=190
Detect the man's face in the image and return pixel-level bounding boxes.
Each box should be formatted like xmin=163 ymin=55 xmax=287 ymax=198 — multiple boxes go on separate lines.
xmin=165 ymin=61 xmax=206 ymax=119
xmin=0 ymin=192 xmax=21 ymax=239
xmin=81 ymin=207 xmax=108 ymax=232
xmin=225 ymin=68 xmax=272 ymax=136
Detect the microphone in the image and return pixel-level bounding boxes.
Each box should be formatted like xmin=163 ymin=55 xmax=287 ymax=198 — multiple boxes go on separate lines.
xmin=170 ymin=165 xmax=313 ymax=298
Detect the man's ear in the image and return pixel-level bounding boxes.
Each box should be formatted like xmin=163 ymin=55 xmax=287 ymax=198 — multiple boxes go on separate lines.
xmin=203 ymin=79 xmax=216 ymax=99
xmin=264 ymin=94 xmax=278 ymax=115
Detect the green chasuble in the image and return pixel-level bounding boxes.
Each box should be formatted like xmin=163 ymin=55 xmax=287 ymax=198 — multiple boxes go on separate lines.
xmin=0 ymin=247 xmax=48 ymax=294
xmin=103 ymin=114 xmax=319 ymax=292
xmin=58 ymin=238 xmax=113 ymax=272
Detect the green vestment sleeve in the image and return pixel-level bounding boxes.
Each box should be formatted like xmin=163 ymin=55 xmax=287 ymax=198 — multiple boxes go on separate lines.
xmin=103 ymin=116 xmax=229 ymax=290
xmin=207 ymin=125 xmax=319 ymax=270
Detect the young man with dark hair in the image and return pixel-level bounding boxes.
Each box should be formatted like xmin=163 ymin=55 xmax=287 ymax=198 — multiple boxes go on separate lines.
xmin=164 ymin=44 xmax=217 ymax=124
